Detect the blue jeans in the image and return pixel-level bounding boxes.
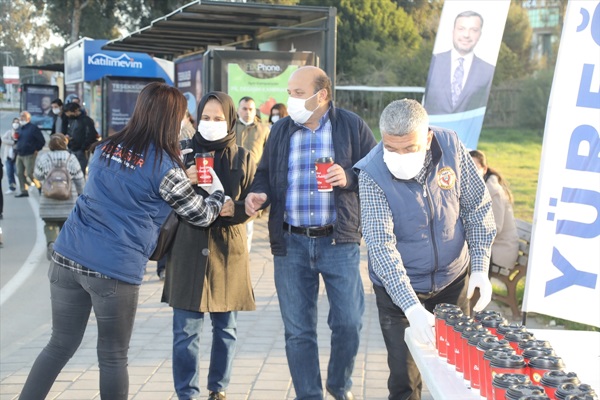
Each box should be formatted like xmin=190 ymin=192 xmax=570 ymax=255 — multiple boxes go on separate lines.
xmin=274 ymin=233 xmax=364 ymax=400
xmin=172 ymin=309 xmax=237 ymax=399
xmin=5 ymin=157 xmax=16 ymax=189
xmin=20 ymin=262 xmax=139 ymax=400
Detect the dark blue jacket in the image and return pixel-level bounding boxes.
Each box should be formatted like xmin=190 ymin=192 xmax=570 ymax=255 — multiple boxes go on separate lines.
xmin=15 ymin=123 xmax=45 ymax=156
xmin=250 ymin=103 xmax=376 ymax=256
xmin=54 ymin=143 xmax=177 ymax=285
xmin=354 ymin=128 xmax=469 ymax=293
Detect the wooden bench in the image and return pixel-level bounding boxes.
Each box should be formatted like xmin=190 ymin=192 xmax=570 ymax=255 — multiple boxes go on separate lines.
xmin=489 ymin=219 xmax=532 ymax=318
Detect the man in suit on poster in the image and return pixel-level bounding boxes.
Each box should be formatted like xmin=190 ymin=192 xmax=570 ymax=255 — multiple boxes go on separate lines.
xmin=424 ymin=10 xmax=495 ymax=115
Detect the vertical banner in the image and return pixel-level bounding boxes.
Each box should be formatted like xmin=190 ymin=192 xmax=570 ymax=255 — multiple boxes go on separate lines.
xmin=423 ymin=0 xmax=510 ymax=149
xmin=522 ymin=1 xmax=600 ymax=328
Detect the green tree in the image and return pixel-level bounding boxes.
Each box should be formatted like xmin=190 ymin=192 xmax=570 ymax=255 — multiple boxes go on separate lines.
xmin=301 ymin=0 xmax=421 ymax=84
xmin=494 ymin=2 xmax=534 ymax=85
xmin=0 ymin=0 xmax=53 ymax=65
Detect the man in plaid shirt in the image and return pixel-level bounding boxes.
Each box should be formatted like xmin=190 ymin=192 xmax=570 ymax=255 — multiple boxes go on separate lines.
xmin=354 ymin=99 xmax=496 ymax=400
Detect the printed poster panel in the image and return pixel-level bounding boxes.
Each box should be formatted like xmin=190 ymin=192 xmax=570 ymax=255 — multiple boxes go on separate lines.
xmin=103 ymin=77 xmax=163 ymax=136
xmin=21 ymin=84 xmax=59 ymax=130
xmin=228 ymin=63 xmax=299 ymax=122
xmin=522 ymin=1 xmax=600 ymax=328
xmin=175 ymin=55 xmax=203 ymax=121
xmin=423 ymin=0 xmax=510 ymax=149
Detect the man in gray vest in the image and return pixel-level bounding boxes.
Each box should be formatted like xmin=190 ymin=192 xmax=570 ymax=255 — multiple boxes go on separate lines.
xmin=354 ymin=99 xmax=496 ymax=400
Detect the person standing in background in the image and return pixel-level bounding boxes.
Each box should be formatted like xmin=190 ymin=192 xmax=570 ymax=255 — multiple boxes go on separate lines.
xmin=34 ymin=133 xmax=86 ymax=260
xmin=15 ymin=111 xmax=45 ymax=198
xmin=268 ymin=103 xmax=288 ymax=125
xmin=51 ymin=98 xmax=67 ymax=134
xmin=63 ymin=102 xmax=98 ymax=175
xmin=2 ymin=117 xmax=20 ymax=194
xmin=470 ymin=150 xmax=519 ymax=269
xmin=245 ymin=66 xmax=376 ymax=400
xmin=234 ymin=96 xmax=270 ymax=252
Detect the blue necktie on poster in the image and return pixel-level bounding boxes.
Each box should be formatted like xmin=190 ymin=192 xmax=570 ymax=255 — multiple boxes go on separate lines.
xmin=451 ymin=57 xmax=464 ymax=107
xmin=422 ymin=1 xmax=510 ymax=150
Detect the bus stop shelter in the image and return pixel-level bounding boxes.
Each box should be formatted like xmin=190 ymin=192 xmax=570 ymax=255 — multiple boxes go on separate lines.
xmin=102 ymin=0 xmax=337 ymax=83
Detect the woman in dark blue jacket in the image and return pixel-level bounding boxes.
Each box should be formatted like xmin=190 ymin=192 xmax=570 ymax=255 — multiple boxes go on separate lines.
xmin=19 ymin=83 xmax=225 ymax=400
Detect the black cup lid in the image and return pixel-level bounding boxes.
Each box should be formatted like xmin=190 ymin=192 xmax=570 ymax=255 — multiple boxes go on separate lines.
xmin=461 ymin=326 xmax=487 ymax=339
xmin=556 ymin=383 xmax=597 ymax=399
xmin=194 ymin=152 xmax=213 ymax=158
xmin=529 ymin=355 xmax=565 ymax=370
xmin=517 ymin=396 xmax=551 ymax=400
xmin=523 ymin=347 xmax=556 ymax=360
xmin=506 ymin=384 xmax=547 ymax=400
xmin=454 ymin=320 xmax=476 ymax=332
xmin=485 ymin=346 xmax=516 ymax=361
xmin=446 ymin=313 xmax=463 ymax=326
xmin=540 ymin=371 xmax=580 ymax=387
xmin=481 ymin=314 xmax=508 ymax=328
xmin=490 ymin=353 xmax=527 ymax=368
xmin=474 ymin=309 xmax=500 ymax=322
xmin=564 ymin=394 xmax=599 ymax=400
xmin=315 ymin=156 xmax=333 ymax=163
xmin=477 ymin=336 xmax=509 ymax=351
xmin=468 ymin=332 xmax=493 ymax=346
xmin=505 ymin=331 xmax=536 ymax=342
xmin=519 ymin=340 xmax=551 ymax=350
xmin=498 ymin=323 xmax=527 ymax=335
xmin=492 ymin=373 xmax=531 ymax=389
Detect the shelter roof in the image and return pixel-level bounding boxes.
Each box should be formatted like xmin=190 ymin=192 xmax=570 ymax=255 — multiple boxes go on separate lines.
xmin=102 ymin=0 xmax=335 ymax=59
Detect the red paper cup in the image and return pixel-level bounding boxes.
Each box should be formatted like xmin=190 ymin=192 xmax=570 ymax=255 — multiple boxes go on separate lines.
xmin=540 ymin=371 xmax=580 ymax=399
xmin=453 ymin=318 xmax=475 ymax=374
xmin=490 ymin=353 xmax=527 ymax=394
xmin=479 ymin=339 xmax=512 ymax=399
xmin=315 ymin=157 xmax=334 ymax=192
xmin=529 ymin=356 xmax=565 ymax=385
xmin=492 ymin=373 xmax=531 ymax=400
xmin=195 ymin=152 xmax=214 ymax=187
xmin=467 ymin=333 xmax=494 ymax=389
xmin=445 ymin=313 xmax=463 ymax=366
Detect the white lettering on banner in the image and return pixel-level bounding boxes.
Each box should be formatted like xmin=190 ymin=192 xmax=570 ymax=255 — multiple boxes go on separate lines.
xmin=87 ymin=53 xmax=143 ymax=69
xmin=523 ymin=1 xmax=600 ymax=328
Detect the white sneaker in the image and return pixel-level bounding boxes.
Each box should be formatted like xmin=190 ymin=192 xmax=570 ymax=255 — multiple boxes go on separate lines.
xmin=4 ymin=189 xmax=15 ymax=195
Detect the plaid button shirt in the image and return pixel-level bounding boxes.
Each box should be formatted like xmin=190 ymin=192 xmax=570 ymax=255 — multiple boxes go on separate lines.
xmin=285 ymin=110 xmax=336 ymax=227
xmin=359 ymin=144 xmax=495 ymax=311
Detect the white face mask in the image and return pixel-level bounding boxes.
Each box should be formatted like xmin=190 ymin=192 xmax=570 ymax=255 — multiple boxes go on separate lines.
xmin=383 ymin=148 xmax=426 ymax=180
xmin=52 ymin=108 xmax=61 ymax=115
xmin=271 ymin=115 xmax=280 ymax=123
xmin=287 ymin=92 xmax=319 ymax=124
xmin=239 ymin=118 xmax=253 ymax=126
xmin=19 ymin=120 xmax=27 ymax=126
xmin=198 ymin=120 xmax=228 ymax=141
xmin=12 ymin=122 xmax=20 ymax=130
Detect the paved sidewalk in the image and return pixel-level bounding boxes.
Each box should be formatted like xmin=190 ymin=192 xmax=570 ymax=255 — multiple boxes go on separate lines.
xmin=1 ymin=216 xmax=412 ymax=400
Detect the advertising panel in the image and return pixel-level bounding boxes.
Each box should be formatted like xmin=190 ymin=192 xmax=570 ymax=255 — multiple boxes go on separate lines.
xmin=102 ymin=77 xmax=164 ymax=137
xmin=20 ymin=84 xmax=59 ymax=130
xmin=175 ymin=54 xmax=203 ymax=120
xmin=65 ymin=41 xmax=85 ymax=85
xmin=205 ymin=50 xmax=315 ymax=121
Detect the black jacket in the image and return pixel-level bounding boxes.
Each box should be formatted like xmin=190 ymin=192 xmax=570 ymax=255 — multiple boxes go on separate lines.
xmin=66 ymin=115 xmax=98 ymax=152
xmin=250 ymin=103 xmax=377 ymax=256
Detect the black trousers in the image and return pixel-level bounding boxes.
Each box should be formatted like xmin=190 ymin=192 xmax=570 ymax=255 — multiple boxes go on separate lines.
xmin=373 ymin=270 xmax=469 ymax=400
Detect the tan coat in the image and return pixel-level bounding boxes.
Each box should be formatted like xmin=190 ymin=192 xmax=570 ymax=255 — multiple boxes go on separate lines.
xmin=486 ymin=175 xmax=519 ymax=269
xmin=234 ymin=117 xmax=269 ymax=165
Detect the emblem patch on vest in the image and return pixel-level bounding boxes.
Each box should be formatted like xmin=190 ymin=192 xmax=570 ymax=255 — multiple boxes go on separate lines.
xmin=437 ymin=167 xmax=456 ymax=189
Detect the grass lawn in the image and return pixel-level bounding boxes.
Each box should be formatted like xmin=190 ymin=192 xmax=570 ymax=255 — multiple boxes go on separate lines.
xmin=477 ymin=128 xmax=543 ymax=222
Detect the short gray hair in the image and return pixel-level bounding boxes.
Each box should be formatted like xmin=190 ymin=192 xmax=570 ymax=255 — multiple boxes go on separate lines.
xmin=379 ymin=99 xmax=429 ymax=136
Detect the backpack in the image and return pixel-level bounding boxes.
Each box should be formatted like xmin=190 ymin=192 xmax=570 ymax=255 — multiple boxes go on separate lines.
xmin=42 ymin=155 xmax=72 ymax=200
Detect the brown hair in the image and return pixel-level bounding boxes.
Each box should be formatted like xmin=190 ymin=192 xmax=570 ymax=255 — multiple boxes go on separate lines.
xmin=49 ymin=133 xmax=68 ymax=151
xmin=469 ymin=149 xmax=513 ymax=203
xmin=97 ymin=82 xmax=187 ymax=170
